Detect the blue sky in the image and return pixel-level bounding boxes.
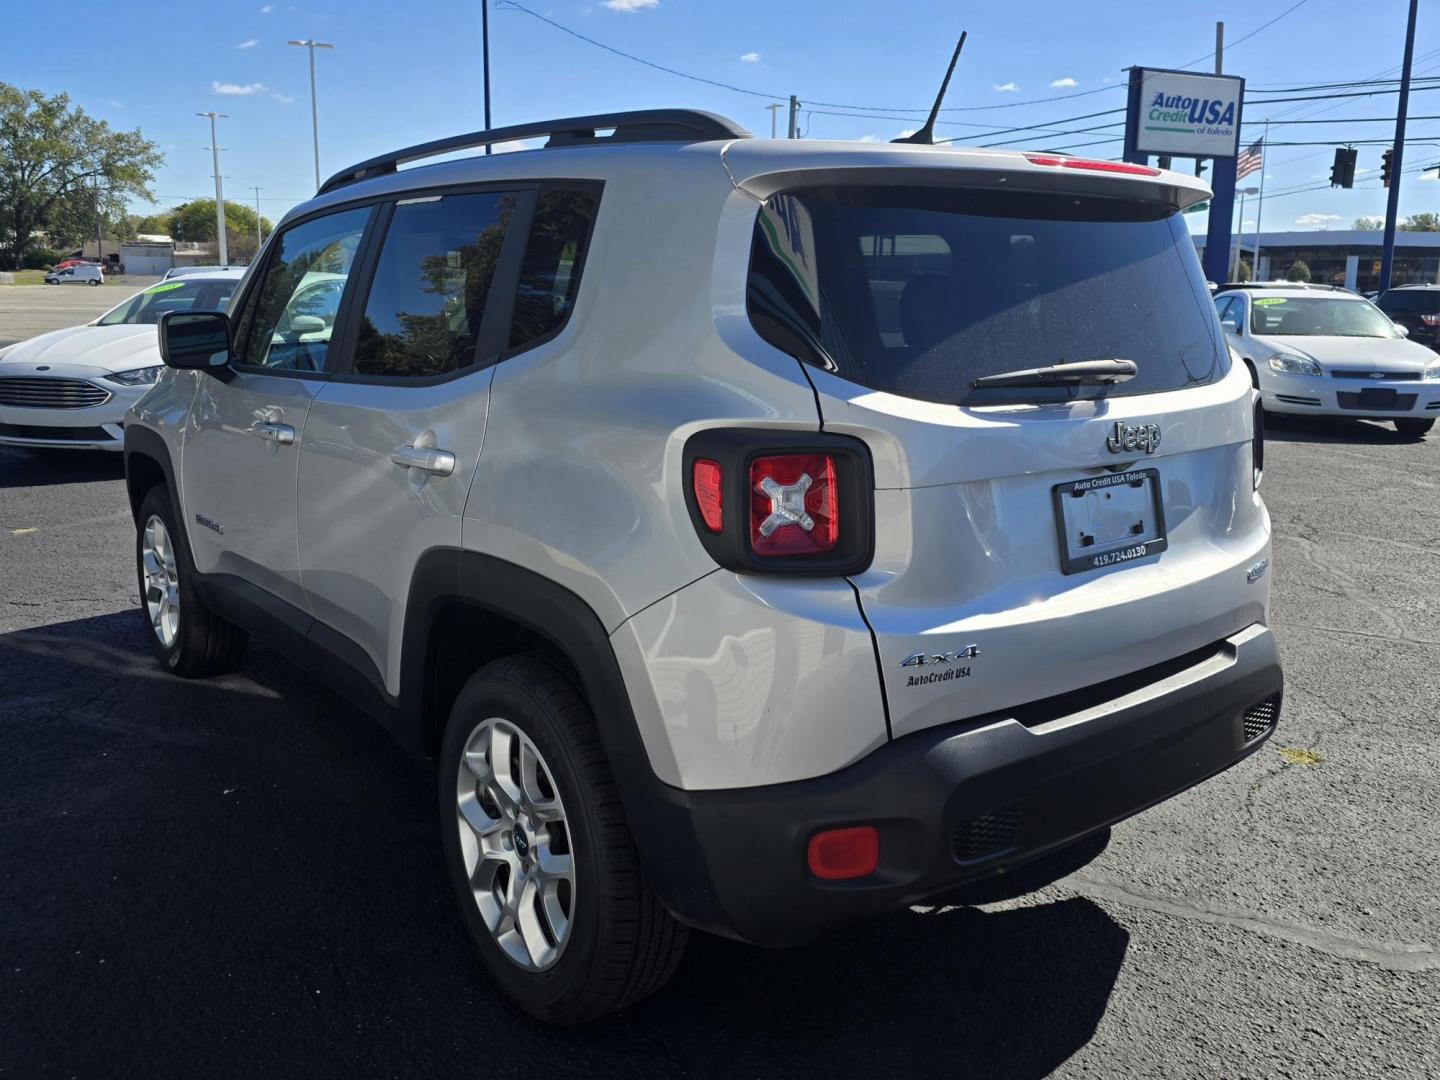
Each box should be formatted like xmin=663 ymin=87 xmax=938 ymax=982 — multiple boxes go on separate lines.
xmin=7 ymin=0 xmax=1439 ymax=234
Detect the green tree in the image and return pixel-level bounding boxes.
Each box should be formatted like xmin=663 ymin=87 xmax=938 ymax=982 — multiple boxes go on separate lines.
xmin=134 ymin=212 xmax=173 ymax=236
xmin=0 ymin=82 xmax=162 ymax=269
xmin=1286 ymin=259 xmax=1312 ymax=283
xmin=1354 ymin=216 xmax=1385 ymax=231
xmin=1399 ymin=212 xmax=1440 ymax=232
xmin=1235 ymin=258 xmax=1253 ymax=283
xmin=166 ymin=198 xmax=273 ymax=263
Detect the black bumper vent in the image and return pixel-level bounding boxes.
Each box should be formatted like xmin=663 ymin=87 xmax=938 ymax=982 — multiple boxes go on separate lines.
xmin=951 ymin=806 xmax=1020 ymax=863
xmin=1336 ymin=390 xmax=1418 ymax=412
xmin=1242 ymin=694 xmax=1281 ymax=743
xmin=0 ymin=423 xmax=115 ymax=442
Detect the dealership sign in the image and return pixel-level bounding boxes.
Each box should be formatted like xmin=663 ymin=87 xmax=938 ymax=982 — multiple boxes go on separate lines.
xmin=1131 ymin=68 xmax=1244 ymax=159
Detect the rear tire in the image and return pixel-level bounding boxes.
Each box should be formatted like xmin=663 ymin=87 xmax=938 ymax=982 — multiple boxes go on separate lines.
xmin=1395 ymin=419 xmax=1434 ymax=439
xmin=134 ymin=486 xmax=248 ymax=677
xmin=439 ymin=653 xmax=687 ymax=1024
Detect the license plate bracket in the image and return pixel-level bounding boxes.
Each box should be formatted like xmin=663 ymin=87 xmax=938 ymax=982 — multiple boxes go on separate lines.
xmin=1052 ymin=468 xmax=1168 ymax=575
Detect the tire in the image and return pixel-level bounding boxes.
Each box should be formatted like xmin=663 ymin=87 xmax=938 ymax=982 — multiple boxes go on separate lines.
xmin=134 ymin=485 xmax=248 ymax=677
xmin=1395 ymin=419 xmax=1434 ymax=439
xmin=440 ymin=653 xmax=687 ymax=1024
xmin=88 ymin=278 xmax=100 ymax=286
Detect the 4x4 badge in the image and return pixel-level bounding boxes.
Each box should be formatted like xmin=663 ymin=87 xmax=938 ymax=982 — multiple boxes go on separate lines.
xmin=1106 ymin=421 xmax=1162 ymax=455
xmin=901 ymin=645 xmax=980 ymax=667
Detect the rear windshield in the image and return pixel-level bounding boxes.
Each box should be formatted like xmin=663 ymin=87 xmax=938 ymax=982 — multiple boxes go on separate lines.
xmin=747 ymin=186 xmax=1228 ymax=405
xmin=1376 ymin=289 xmax=1440 ymax=315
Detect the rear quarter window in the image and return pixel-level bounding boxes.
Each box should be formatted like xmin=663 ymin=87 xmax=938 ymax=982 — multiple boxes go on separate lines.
xmin=748 ymin=185 xmax=1228 ymax=406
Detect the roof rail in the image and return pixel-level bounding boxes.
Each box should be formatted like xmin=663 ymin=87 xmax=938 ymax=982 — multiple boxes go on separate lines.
xmin=1218 ymin=281 xmax=1353 ymax=293
xmin=318 ymin=109 xmax=751 ymax=195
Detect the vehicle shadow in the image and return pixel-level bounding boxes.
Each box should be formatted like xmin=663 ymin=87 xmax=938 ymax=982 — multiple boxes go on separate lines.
xmin=1264 ymin=413 xmax=1422 ymax=445
xmin=0 ymin=611 xmax=1126 ymax=1080
xmin=0 ymin=446 xmax=126 ymax=488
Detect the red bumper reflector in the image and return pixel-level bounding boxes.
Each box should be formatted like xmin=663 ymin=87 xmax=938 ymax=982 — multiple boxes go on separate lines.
xmin=692 ymin=458 xmax=724 ymax=533
xmin=807 ymin=826 xmax=879 ymax=880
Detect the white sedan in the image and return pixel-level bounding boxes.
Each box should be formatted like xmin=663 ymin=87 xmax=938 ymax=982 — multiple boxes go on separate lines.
xmin=0 ymin=270 xmax=244 ymax=451
xmin=1215 ymin=284 xmax=1440 ymax=438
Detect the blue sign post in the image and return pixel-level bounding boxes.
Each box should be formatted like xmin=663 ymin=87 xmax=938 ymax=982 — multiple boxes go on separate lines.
xmin=1123 ymin=66 xmax=1246 ymax=284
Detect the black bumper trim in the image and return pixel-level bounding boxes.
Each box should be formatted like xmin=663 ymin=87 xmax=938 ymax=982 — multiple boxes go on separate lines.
xmin=645 ymin=625 xmax=1282 ymax=947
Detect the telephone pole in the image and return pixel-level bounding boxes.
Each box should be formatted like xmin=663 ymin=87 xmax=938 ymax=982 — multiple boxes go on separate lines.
xmin=94 ymin=179 xmax=105 ymax=271
xmin=788 ymin=95 xmax=800 ymax=139
xmin=197 ymin=112 xmax=229 ymax=265
xmin=252 ymin=186 xmax=264 ymax=252
xmin=765 ymin=102 xmax=784 ymax=138
xmin=482 ymin=0 xmax=492 ymax=151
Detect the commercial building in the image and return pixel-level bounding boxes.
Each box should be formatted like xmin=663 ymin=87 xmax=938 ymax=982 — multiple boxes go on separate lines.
xmin=1194 ymin=229 xmax=1440 ymax=292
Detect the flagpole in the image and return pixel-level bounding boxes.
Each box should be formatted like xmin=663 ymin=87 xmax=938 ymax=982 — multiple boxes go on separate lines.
xmin=1251 ymin=121 xmax=1269 ymax=278
xmin=1231 ymin=189 xmax=1247 ymax=280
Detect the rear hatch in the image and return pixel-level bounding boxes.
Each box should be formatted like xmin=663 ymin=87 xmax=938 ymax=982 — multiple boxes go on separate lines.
xmin=737 ymin=147 xmax=1269 ymax=738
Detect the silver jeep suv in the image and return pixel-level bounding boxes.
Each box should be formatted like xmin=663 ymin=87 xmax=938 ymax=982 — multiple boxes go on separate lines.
xmin=124 ymin=110 xmax=1283 ymax=1023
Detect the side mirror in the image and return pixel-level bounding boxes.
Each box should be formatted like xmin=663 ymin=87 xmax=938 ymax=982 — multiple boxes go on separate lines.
xmin=1396 ymin=324 xmax=1410 ymax=338
xmin=289 ymin=314 xmax=327 ymax=335
xmin=160 ymin=310 xmax=233 ymax=377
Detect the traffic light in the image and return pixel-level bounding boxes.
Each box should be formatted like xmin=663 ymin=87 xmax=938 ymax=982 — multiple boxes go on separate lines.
xmin=1381 ymin=148 xmax=1394 ymax=189
xmin=1330 ymin=146 xmax=1358 ymax=188
xmin=1194 ymin=159 xmax=1208 ymax=181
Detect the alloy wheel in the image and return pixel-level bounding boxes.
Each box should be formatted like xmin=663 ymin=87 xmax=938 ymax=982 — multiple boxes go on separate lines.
xmin=455 ymin=717 xmax=576 ymax=971
xmin=141 ymin=514 xmax=180 ymax=649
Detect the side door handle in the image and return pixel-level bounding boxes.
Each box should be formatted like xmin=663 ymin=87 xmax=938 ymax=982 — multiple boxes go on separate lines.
xmin=252 ymin=421 xmax=296 ymax=445
xmin=390 ymin=444 xmax=456 ymax=477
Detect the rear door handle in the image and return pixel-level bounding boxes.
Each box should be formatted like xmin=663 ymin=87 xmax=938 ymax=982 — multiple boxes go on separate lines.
xmin=390 ymin=444 xmax=456 ymax=477
xmin=252 ymin=422 xmax=296 ymax=445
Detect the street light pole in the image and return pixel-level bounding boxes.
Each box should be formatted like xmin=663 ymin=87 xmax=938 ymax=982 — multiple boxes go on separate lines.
xmin=288 ymin=39 xmax=334 ymax=190
xmin=765 ymin=103 xmax=783 ymax=138
xmin=1380 ymin=0 xmax=1420 ymax=292
xmin=197 ymin=112 xmax=229 ymax=265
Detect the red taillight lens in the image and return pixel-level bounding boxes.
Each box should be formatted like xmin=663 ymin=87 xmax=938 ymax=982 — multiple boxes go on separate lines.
xmin=692 ymin=458 xmax=724 ymax=533
xmin=1024 ymin=153 xmax=1162 ymax=177
xmin=749 ymin=453 xmax=839 ymax=556
xmin=807 ymin=826 xmax=879 ymax=880
xmin=1421 ymin=314 xmax=1440 ymax=327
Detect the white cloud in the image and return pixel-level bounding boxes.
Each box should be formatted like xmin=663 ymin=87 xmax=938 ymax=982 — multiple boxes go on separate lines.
xmin=213 ymin=80 xmax=267 ymax=96
xmin=272 ymin=92 xmax=295 ymax=104
xmin=858 ymin=134 xmax=881 ymax=143
xmin=492 ymin=139 xmax=539 ymax=154
xmin=1421 ymin=171 xmax=1439 ymax=182
xmin=898 ymin=128 xmax=916 ymax=139
xmin=238 ymin=38 xmax=258 ymax=48
xmin=993 ymin=82 xmax=1020 ymax=93
xmin=106 ymin=99 xmax=126 ymax=108
xmin=604 ymin=0 xmax=657 ymax=10
xmin=739 ymin=51 xmax=760 ymax=63
xmin=260 ymin=3 xmax=273 ymax=12
xmin=1241 ymin=219 xmax=1255 ymax=227
xmin=1050 ymin=77 xmax=1077 ymax=88
xmin=1295 ymin=213 xmax=1342 ymax=228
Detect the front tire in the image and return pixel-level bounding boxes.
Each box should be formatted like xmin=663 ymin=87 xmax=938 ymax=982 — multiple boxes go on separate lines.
xmin=135 ymin=486 xmax=248 ymax=677
xmin=440 ymin=653 xmax=686 ymax=1024
xmin=1395 ymin=419 xmax=1434 ymax=439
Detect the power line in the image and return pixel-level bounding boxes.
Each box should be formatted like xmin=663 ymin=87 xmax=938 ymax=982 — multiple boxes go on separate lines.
xmin=1177 ymin=0 xmax=1312 ymax=68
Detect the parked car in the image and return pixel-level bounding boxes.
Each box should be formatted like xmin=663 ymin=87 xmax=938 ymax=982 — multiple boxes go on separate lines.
xmin=0 ymin=270 xmax=245 ymax=451
xmin=125 ymin=110 xmax=1281 ymax=1023
xmin=44 ymin=264 xmax=104 ymax=286
xmin=52 ymin=258 xmax=104 ymax=274
xmin=1374 ymin=283 xmax=1440 ymax=349
xmin=1214 ymin=281 xmax=1440 ymax=437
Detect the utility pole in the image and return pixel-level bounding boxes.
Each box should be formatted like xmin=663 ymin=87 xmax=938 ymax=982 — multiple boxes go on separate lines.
xmin=1252 ymin=119 xmax=1270 ymax=278
xmin=1380 ymin=0 xmax=1419 ymax=292
xmin=197 ymin=112 xmax=229 ymax=265
xmin=765 ymin=102 xmax=784 ymax=138
xmin=252 ymin=186 xmax=264 ymax=252
xmin=288 ymin=39 xmax=334 ymax=190
xmin=94 ymin=179 xmax=104 ymax=271
xmin=788 ymin=95 xmax=800 ymax=139
xmin=482 ymin=0 xmax=492 ymax=151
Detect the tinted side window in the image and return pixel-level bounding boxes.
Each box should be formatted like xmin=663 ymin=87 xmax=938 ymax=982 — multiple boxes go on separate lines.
xmin=353 ymin=192 xmax=517 ymax=378
xmin=509 ymin=190 xmax=598 ymax=350
xmin=1377 ymin=289 xmax=1440 ymax=314
xmin=233 ymin=207 xmax=370 ymax=372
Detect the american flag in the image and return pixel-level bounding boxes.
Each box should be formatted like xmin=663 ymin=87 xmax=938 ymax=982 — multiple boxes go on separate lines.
xmin=1236 ymin=138 xmax=1264 ymax=180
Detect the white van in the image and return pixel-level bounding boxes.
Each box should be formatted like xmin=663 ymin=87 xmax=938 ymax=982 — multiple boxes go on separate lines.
xmin=44 ymin=265 xmax=104 ymax=286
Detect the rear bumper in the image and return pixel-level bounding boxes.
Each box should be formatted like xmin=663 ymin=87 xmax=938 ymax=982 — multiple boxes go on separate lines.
xmin=641 ymin=624 xmax=1282 ymax=946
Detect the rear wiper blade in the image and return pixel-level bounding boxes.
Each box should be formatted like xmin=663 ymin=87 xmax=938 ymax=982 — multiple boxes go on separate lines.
xmin=970 ymin=358 xmax=1139 ymax=389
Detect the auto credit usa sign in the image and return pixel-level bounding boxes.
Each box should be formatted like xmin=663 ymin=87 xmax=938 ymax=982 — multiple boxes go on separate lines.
xmin=1131 ymin=68 xmax=1243 ymax=159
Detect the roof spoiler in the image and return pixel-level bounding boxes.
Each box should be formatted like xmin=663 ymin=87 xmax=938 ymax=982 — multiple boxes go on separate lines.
xmin=318 ymin=109 xmax=751 ymax=195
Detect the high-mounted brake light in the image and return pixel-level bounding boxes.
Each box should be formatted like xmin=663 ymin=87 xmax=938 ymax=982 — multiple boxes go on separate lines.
xmin=749 ymin=454 xmax=839 ymax=557
xmin=692 ymin=459 xmax=724 ymax=533
xmin=1024 ymin=153 xmax=1162 ymax=177
xmin=808 ymin=826 xmax=880 ymax=881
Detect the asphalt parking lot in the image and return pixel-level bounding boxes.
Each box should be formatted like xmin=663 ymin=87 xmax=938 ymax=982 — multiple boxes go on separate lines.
xmin=0 ymin=277 xmax=162 ymax=349
xmin=1 ymin=295 xmax=1437 ymax=1078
